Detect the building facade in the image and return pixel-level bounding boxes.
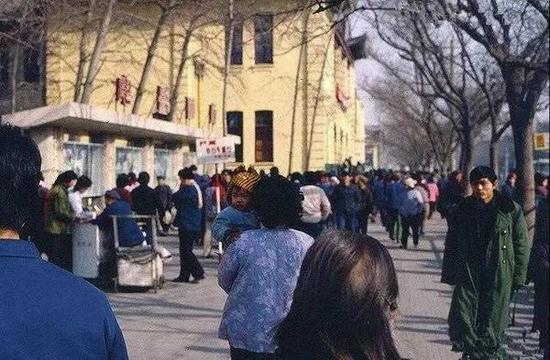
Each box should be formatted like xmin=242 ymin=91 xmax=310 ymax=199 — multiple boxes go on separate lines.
xmin=1 ymin=0 xmax=365 ymax=193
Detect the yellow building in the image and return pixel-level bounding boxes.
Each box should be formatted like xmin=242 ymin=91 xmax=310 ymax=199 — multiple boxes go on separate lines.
xmin=1 ymin=0 xmax=365 ymax=192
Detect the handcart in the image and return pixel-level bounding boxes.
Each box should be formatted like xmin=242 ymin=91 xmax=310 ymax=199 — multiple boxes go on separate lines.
xmin=111 ymin=215 xmax=164 ymax=293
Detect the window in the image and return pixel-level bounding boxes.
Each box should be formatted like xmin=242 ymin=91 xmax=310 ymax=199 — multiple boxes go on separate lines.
xmin=227 ymin=111 xmax=243 ymax=162
xmin=63 ymin=142 xmax=104 ymax=196
xmin=227 ymin=19 xmax=243 ymax=65
xmin=254 ymin=14 xmax=273 ymax=64
xmin=255 ymin=111 xmax=273 ymax=162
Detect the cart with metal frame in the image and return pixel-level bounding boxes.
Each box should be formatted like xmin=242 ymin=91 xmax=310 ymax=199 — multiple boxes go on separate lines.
xmin=111 ymin=214 xmax=164 ymax=293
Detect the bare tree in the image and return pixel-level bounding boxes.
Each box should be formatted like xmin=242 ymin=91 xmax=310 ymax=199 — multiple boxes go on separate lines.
xmin=132 ymin=0 xmax=178 ymax=114
xmin=434 ymin=0 xmax=549 ymax=240
xmin=80 ymin=0 xmax=117 ymax=104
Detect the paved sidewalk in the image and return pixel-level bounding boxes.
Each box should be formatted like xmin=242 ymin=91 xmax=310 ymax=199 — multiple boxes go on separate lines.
xmin=106 ymin=218 xmax=540 ymax=359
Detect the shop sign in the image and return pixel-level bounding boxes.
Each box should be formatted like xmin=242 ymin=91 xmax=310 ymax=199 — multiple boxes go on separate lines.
xmin=196 ymin=137 xmax=236 ymax=164
xmin=534 ymin=132 xmax=549 ymax=150
xmin=115 ymin=75 xmax=132 ymax=105
xmin=156 ymin=86 xmax=170 ymax=115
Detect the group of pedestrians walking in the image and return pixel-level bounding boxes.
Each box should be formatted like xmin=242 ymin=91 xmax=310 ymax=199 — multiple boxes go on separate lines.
xmin=1 ymin=122 xmax=548 ymax=360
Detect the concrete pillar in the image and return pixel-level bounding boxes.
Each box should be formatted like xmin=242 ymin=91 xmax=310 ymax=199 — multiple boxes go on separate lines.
xmin=103 ymin=135 xmax=116 ymax=190
xmin=30 ymin=127 xmax=64 ymax=186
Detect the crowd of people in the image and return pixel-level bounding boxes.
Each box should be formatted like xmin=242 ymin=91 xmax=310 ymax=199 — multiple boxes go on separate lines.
xmin=1 ymin=122 xmax=548 ymax=360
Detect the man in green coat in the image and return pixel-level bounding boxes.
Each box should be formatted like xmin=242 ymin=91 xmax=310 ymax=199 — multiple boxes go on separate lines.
xmin=441 ymin=166 xmax=530 ymax=359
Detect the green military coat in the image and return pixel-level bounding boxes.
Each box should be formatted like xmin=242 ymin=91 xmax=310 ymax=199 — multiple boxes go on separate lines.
xmin=45 ymin=183 xmax=75 ymax=235
xmin=441 ymin=192 xmax=530 ymax=359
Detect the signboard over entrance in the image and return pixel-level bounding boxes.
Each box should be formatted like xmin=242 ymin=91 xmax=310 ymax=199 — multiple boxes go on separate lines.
xmin=196 ymin=137 xmax=236 ymax=164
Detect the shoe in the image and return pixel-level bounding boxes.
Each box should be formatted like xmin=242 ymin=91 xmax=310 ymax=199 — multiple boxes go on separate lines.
xmin=194 ymin=274 xmax=205 ymax=281
xmin=173 ymin=276 xmax=199 ymax=284
xmin=413 ymin=242 xmax=419 ymax=247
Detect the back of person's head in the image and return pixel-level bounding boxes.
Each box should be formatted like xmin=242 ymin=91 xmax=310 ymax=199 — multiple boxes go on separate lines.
xmin=53 ymin=170 xmax=78 ymax=186
xmin=128 ymin=172 xmax=137 ymax=183
xmin=178 ymin=167 xmax=194 ymax=180
xmin=252 ymin=175 xmax=303 ymax=228
xmin=276 ymin=230 xmax=400 ymax=360
xmin=74 ymin=175 xmax=92 ymax=192
xmin=138 ymin=171 xmax=150 ymax=185
xmin=302 ymin=171 xmax=317 ymax=186
xmin=269 ymin=166 xmax=279 ymax=176
xmin=116 ymin=173 xmax=130 ymax=188
xmin=0 ymin=124 xmax=42 ymax=233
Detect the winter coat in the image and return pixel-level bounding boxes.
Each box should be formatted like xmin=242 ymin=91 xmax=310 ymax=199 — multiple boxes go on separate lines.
xmin=45 ymin=184 xmax=75 ymax=235
xmin=92 ymin=200 xmax=144 ymax=248
xmin=132 ymin=185 xmax=162 ymax=216
xmin=528 ymin=198 xmax=549 ymax=349
xmin=441 ymin=192 xmax=530 ymax=357
xmin=172 ymin=185 xmax=202 ymax=231
xmin=331 ymin=184 xmax=361 ymax=215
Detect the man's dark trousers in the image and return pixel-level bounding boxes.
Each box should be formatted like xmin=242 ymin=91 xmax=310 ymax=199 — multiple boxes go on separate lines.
xmin=401 ymin=214 xmax=421 ymax=248
xmin=178 ymin=230 xmax=204 ymax=281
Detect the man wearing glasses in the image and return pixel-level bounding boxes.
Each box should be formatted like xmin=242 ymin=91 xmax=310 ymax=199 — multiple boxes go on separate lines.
xmin=441 ymin=166 xmax=530 ymax=360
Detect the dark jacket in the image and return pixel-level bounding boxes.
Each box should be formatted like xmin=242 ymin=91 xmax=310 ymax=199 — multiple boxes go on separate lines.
xmin=173 ymin=185 xmax=202 ymax=231
xmin=92 ymin=200 xmax=144 ymax=247
xmin=528 ymin=198 xmax=549 ymax=348
xmin=441 ymin=192 xmax=530 ymax=356
xmin=155 ymin=184 xmax=173 ymax=210
xmin=438 ymin=181 xmax=465 ymax=218
xmin=132 ymin=185 xmax=162 ymax=216
xmin=331 ymin=184 xmax=361 ymax=215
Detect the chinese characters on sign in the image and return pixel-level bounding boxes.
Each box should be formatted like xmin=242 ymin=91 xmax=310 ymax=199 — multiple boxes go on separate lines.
xmin=209 ymin=104 xmax=217 ymax=125
xmin=196 ymin=137 xmax=236 ymax=164
xmin=115 ymin=75 xmax=132 ymax=105
xmin=534 ymin=133 xmax=549 ymax=151
xmin=156 ymin=86 xmax=170 ymax=115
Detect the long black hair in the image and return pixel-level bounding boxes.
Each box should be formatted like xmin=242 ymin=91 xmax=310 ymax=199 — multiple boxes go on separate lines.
xmin=276 ymin=230 xmax=401 ymax=360
xmin=252 ymin=175 xmax=303 ymax=228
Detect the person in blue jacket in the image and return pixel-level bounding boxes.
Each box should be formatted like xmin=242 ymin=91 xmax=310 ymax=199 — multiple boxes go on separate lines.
xmin=172 ymin=168 xmax=205 ymax=283
xmin=0 ymin=124 xmax=128 ymax=360
xmin=93 ymin=190 xmax=144 ymax=248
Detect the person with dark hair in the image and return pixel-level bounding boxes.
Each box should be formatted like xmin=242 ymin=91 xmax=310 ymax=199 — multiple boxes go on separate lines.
xmin=211 ymin=169 xmax=261 ymax=247
xmin=427 ymin=175 xmax=440 ymax=219
xmin=528 ymin=196 xmax=549 ymax=359
xmin=356 ymin=175 xmax=374 ymax=235
xmin=295 ymin=171 xmax=331 ymax=238
xmin=115 ymin=173 xmax=132 ymax=205
xmin=500 ymin=171 xmax=517 ymax=200
xmin=125 ymin=172 xmax=138 ymax=192
xmin=441 ymin=166 xmax=530 ymax=359
xmin=203 ymin=174 xmax=228 ymax=257
xmin=69 ymin=175 xmax=92 ymax=218
xmin=276 ymin=230 xmax=401 ymax=360
xmin=438 ymin=170 xmax=465 ymax=219
xmin=132 ymin=171 xmax=162 ymax=243
xmin=92 ymin=190 xmax=145 ymax=248
xmin=331 ymin=171 xmax=361 ymax=232
xmin=172 ymin=168 xmax=205 ymax=283
xmin=45 ymin=170 xmax=78 ymax=271
xmin=155 ymin=176 xmax=174 ymax=234
xmin=0 ymin=124 xmax=128 ymax=359
xmin=399 ymin=178 xmax=424 ymax=249
xmin=269 ymin=166 xmax=279 ymax=177
xmin=218 ymin=175 xmax=313 ymax=360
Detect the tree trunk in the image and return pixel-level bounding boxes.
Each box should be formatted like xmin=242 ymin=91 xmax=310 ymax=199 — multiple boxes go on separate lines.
xmin=80 ymin=0 xmax=117 ymax=104
xmin=460 ymin=126 xmax=474 ymax=176
xmin=167 ymin=28 xmax=192 ymax=122
xmin=489 ymin=138 xmax=498 ymax=174
xmin=10 ymin=45 xmax=20 ymax=113
xmin=511 ymin=113 xmax=536 ymax=243
xmin=221 ymin=0 xmax=234 ymax=135
xmin=288 ymin=10 xmax=309 ymax=175
xmin=132 ymin=0 xmax=174 ymax=114
xmin=74 ymin=0 xmax=95 ymax=102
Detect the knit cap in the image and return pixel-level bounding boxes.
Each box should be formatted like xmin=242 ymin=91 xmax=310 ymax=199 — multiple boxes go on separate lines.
xmin=231 ymin=169 xmax=260 ymax=193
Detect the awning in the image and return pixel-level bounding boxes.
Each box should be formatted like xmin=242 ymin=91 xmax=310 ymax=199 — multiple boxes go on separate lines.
xmin=1 ymin=102 xmax=240 ymax=144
